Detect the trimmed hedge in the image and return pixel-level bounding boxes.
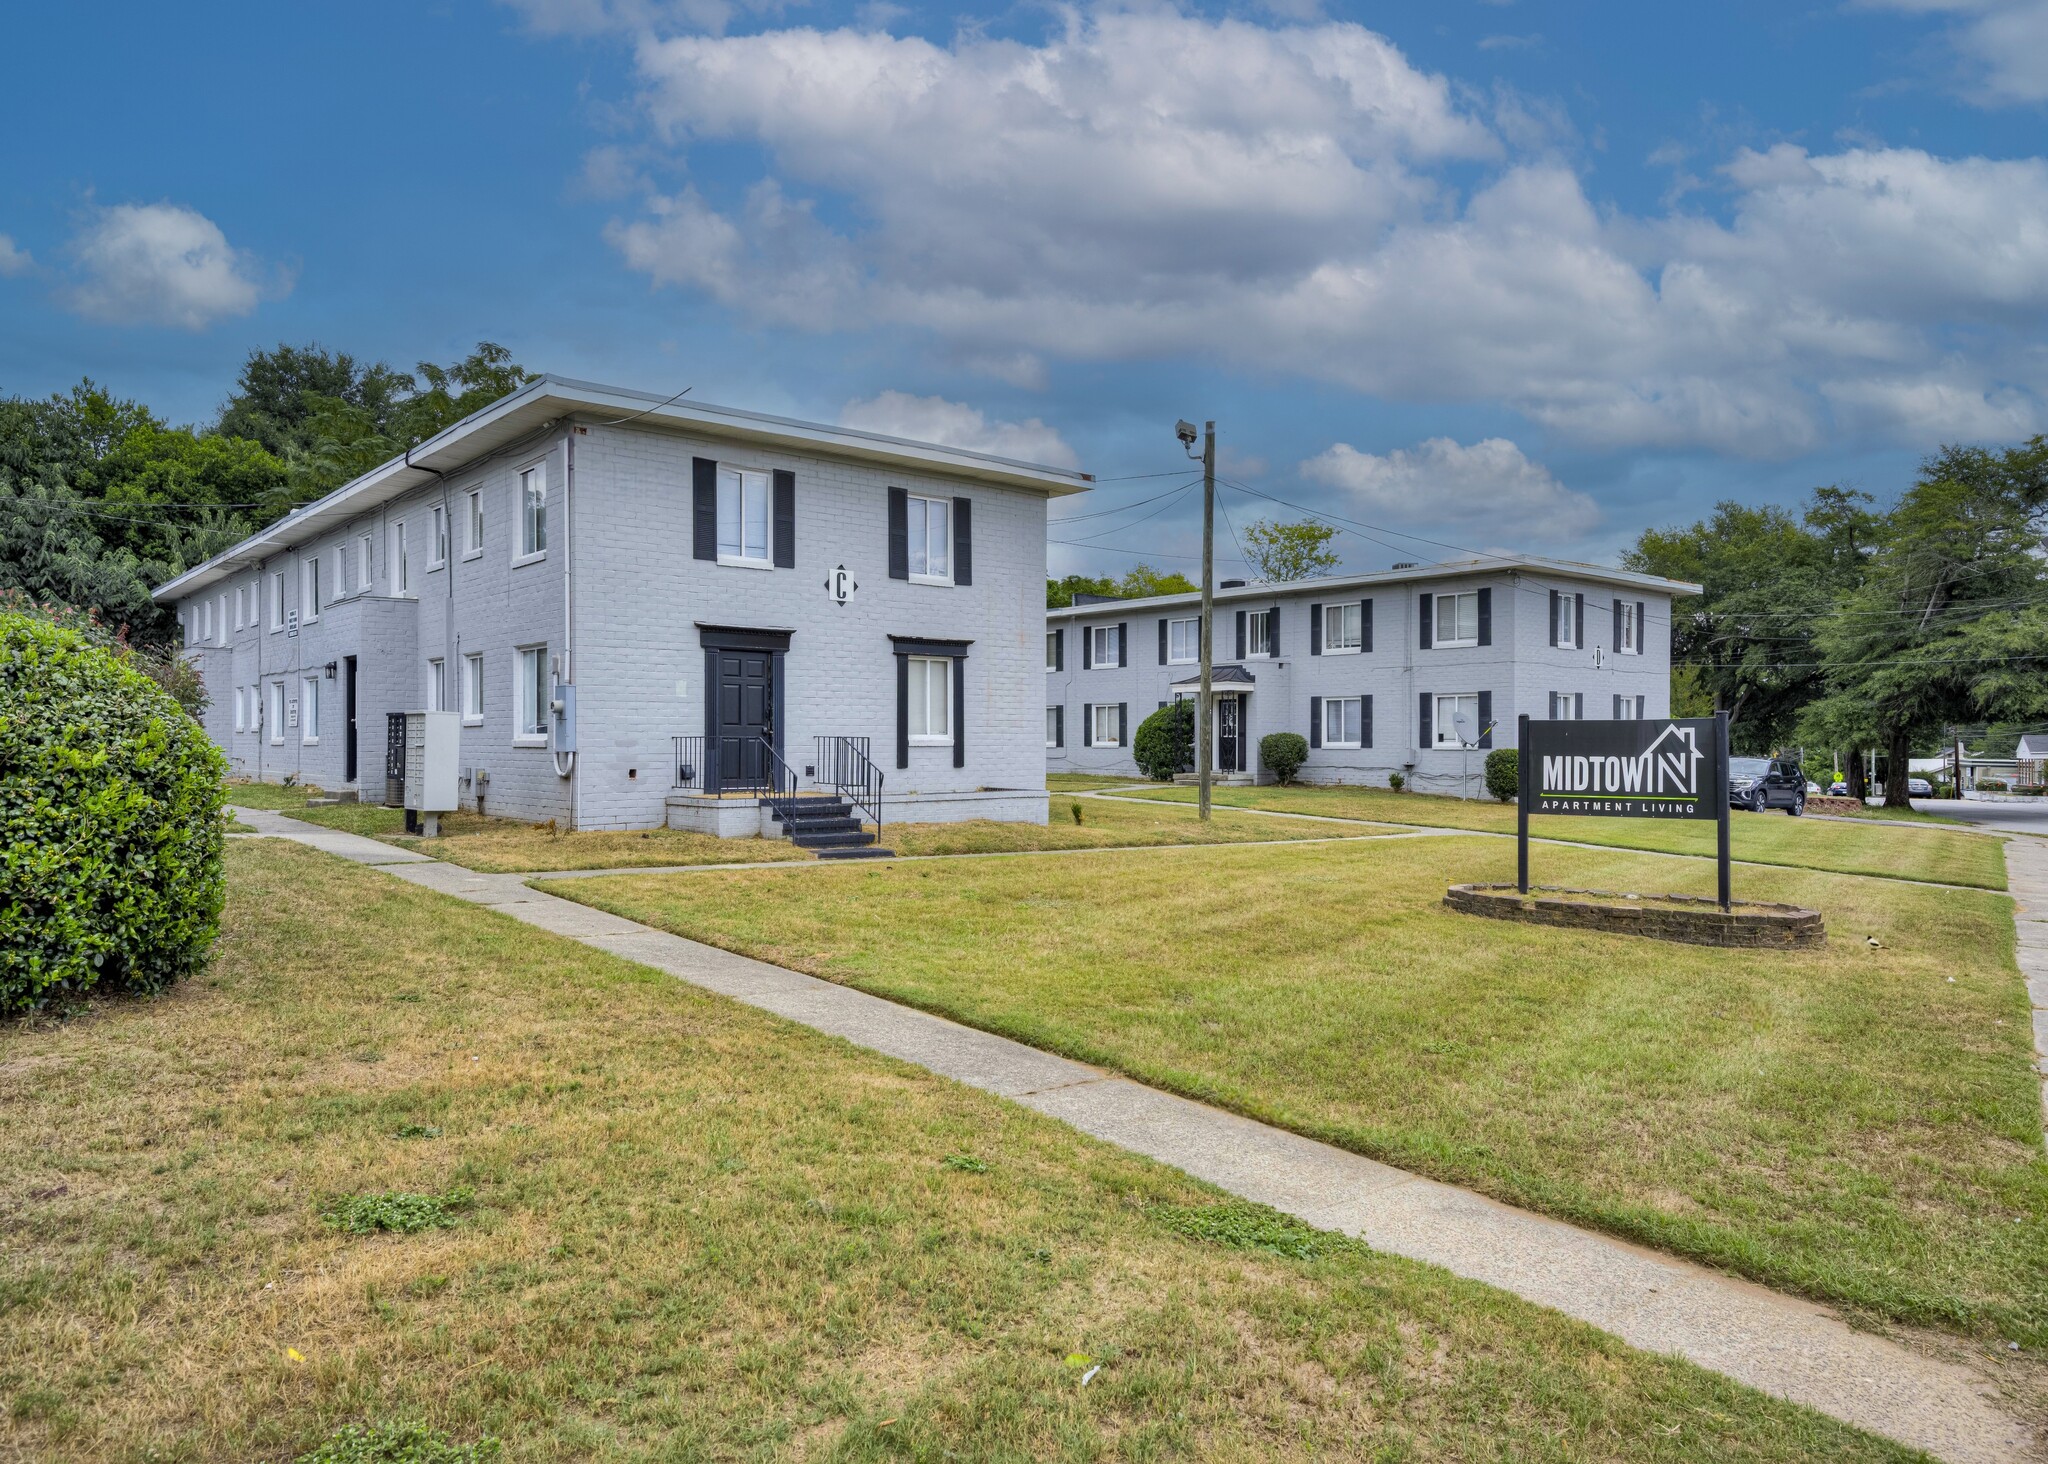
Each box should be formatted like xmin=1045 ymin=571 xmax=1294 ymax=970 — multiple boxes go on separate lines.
xmin=1484 ymin=748 xmax=1519 ymax=804
xmin=1260 ymin=732 xmax=1308 ymax=786
xmin=1133 ymin=700 xmax=1194 ymax=780
xmin=0 ymin=613 xmax=227 ymax=1013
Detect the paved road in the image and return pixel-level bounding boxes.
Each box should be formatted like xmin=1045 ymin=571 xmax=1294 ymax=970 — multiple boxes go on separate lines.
xmin=1919 ymin=798 xmax=2048 ymax=836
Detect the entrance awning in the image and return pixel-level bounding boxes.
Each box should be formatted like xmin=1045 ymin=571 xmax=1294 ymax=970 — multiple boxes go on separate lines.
xmin=1170 ymin=663 xmax=1256 ymax=694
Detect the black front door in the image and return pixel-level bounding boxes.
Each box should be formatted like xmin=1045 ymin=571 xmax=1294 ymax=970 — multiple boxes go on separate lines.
xmin=1218 ymin=695 xmax=1240 ymax=774
xmin=715 ymin=650 xmax=776 ymax=790
xmin=343 ymin=656 xmax=359 ymax=784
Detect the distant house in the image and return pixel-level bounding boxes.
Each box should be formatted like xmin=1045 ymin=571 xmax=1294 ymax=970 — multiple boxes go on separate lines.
xmin=2017 ymin=734 xmax=2048 ymax=786
xmin=1046 ymin=559 xmax=1700 ymax=797
xmin=155 ymin=377 xmax=1089 ymax=832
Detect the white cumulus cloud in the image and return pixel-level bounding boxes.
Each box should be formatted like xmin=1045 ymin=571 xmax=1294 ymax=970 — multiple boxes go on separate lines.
xmin=65 ymin=202 xmax=282 ymax=329
xmin=1857 ymin=0 xmax=2048 ymax=105
xmin=0 ymin=235 xmax=30 ymax=277
xmin=839 ymin=390 xmax=1079 ymax=468
xmin=1301 ymin=437 xmax=1600 ymax=541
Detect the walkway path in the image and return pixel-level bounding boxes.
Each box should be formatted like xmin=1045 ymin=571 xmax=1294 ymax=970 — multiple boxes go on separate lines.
xmin=2004 ymin=836 xmax=2048 ymax=1147
xmin=227 ymin=803 xmax=2038 ymax=1463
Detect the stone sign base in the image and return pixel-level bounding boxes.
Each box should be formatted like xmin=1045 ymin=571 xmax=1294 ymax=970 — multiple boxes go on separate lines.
xmin=1445 ymin=884 xmax=1825 ymax=950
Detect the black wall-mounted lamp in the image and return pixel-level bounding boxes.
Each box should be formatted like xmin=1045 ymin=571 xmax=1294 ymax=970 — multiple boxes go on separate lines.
xmin=323 ymin=661 xmax=338 ymax=680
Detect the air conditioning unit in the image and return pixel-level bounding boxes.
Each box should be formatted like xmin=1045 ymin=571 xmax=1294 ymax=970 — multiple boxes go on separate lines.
xmin=402 ymin=710 xmax=460 ymax=836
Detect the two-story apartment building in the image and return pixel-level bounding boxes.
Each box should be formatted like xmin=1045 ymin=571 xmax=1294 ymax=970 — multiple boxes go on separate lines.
xmin=156 ymin=376 xmax=1090 ymax=830
xmin=1045 ymin=559 xmax=1700 ymax=796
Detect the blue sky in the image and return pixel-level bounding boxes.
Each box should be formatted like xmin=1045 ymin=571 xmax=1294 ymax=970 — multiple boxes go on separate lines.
xmin=3 ymin=1 xmax=2045 ymax=581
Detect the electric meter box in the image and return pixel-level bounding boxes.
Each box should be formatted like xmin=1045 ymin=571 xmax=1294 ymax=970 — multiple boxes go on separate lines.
xmin=404 ymin=710 xmax=460 ymax=813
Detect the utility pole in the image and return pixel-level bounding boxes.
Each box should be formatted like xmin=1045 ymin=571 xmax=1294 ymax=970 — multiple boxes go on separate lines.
xmin=1198 ymin=420 xmax=1215 ymax=822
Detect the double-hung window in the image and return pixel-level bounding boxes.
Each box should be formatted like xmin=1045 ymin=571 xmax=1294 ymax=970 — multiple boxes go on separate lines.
xmin=1433 ymin=692 xmax=1480 ymax=748
xmin=1323 ymin=696 xmax=1364 ymax=749
xmin=1615 ymin=694 xmax=1645 ymax=719
xmin=301 ymin=676 xmax=320 ymax=745
xmin=1549 ymin=692 xmax=1581 ymax=720
xmin=1246 ymin=609 xmax=1273 ymax=658
xmin=392 ymin=522 xmax=411 ymax=595
xmin=1089 ymin=625 xmax=1117 ymax=667
xmin=268 ymin=682 xmax=285 ymax=744
xmin=1556 ymin=593 xmax=1579 ymax=650
xmin=357 ymin=533 xmax=373 ymax=590
xmin=428 ymin=658 xmax=446 ymax=713
xmin=269 ymin=571 xmax=285 ymax=630
xmin=516 ymin=646 xmax=550 ymax=744
xmin=717 ymin=466 xmax=770 ymax=566
xmin=465 ymin=490 xmax=483 ymax=556
xmin=1167 ymin=617 xmax=1199 ymax=664
xmin=431 ymin=505 xmax=449 ymax=568
xmin=1090 ymin=703 xmax=1121 ymax=748
xmin=1323 ymin=602 xmax=1363 ymax=654
xmin=519 ymin=464 xmax=548 ymax=559
xmin=906 ymin=656 xmax=952 ymax=744
xmin=1045 ymin=707 xmax=1060 ymax=747
xmin=906 ymin=495 xmax=952 ymax=583
xmin=1045 ymin=632 xmax=1059 ymax=672
xmin=1619 ymin=601 xmax=1639 ymax=654
xmin=462 ymin=652 xmax=484 ymax=725
xmin=1434 ymin=592 xmax=1479 ymax=648
xmin=302 ymin=556 xmax=321 ymax=622
xmin=233 ymin=687 xmax=245 ymax=733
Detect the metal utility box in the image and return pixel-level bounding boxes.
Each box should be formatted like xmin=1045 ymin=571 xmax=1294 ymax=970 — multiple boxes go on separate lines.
xmin=403 ymin=710 xmax=461 ymax=835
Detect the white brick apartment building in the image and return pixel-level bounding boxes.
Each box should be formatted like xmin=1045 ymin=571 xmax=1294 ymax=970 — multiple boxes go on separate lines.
xmin=156 ymin=377 xmax=1089 ymax=830
xmin=1046 ymin=560 xmax=1700 ymax=797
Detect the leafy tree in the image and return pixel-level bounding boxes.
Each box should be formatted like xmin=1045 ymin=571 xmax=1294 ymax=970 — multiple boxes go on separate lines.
xmin=1242 ymin=519 xmax=1339 ymax=582
xmin=215 ymin=343 xmax=410 ymax=459
xmin=1046 ymin=573 xmax=1117 ymax=608
xmin=1116 ymin=563 xmax=1197 ymax=598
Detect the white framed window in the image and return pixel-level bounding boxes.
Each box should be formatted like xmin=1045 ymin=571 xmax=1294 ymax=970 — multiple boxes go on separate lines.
xmin=232 ymin=687 xmax=245 ymax=733
xmin=269 ymin=571 xmax=285 ymax=630
xmin=1434 ymin=592 xmax=1479 ymax=648
xmin=302 ymin=555 xmax=321 ymax=622
xmin=1323 ymin=696 xmax=1364 ymax=749
xmin=1619 ymin=602 xmax=1639 ymax=654
xmin=907 ymin=656 xmax=952 ymax=743
xmin=268 ymin=682 xmax=285 ymax=745
xmin=200 ymin=598 xmax=212 ymax=643
xmin=1045 ymin=631 xmax=1059 ymax=672
xmin=331 ymin=546 xmax=344 ymax=604
xmin=1247 ymin=609 xmax=1273 ymax=658
xmin=1549 ymin=692 xmax=1581 ymax=720
xmin=232 ymin=587 xmax=242 ymax=631
xmin=1090 ymin=702 xmax=1121 ymax=748
xmin=1433 ymin=692 xmax=1481 ymax=748
xmin=1557 ymin=593 xmax=1579 ymax=650
xmin=465 ymin=490 xmax=483 ymax=556
xmin=516 ymin=646 xmax=550 ymax=744
xmin=717 ymin=466 xmax=770 ymax=566
xmin=431 ymin=505 xmax=448 ymax=569
xmin=1089 ymin=625 xmax=1118 ymax=667
xmin=1167 ymin=617 xmax=1199 ymax=664
xmin=907 ymin=494 xmax=952 ymax=584
xmin=215 ymin=594 xmax=227 ymax=645
xmin=392 ymin=522 xmax=411 ymax=596
xmin=301 ymin=676 xmax=320 ymax=745
xmin=1323 ymin=602 xmax=1363 ymax=654
xmin=1616 ymin=694 xmax=1646 ymax=719
xmin=462 ymin=652 xmax=484 ymax=725
xmin=357 ymin=532 xmax=373 ymax=591
xmin=1045 ymin=706 xmax=1060 ymax=747
xmin=518 ymin=464 xmax=548 ymax=561
xmin=428 ymin=658 xmax=446 ymax=713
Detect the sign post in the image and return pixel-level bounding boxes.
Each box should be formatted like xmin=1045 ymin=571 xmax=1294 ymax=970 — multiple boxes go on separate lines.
xmin=1517 ymin=714 xmax=1731 ymax=910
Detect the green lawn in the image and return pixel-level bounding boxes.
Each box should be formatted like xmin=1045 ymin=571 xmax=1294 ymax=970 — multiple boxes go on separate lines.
xmin=225 ymin=782 xmax=1392 ymax=873
xmin=0 ymin=841 xmax=1917 ymax=1463
xmin=1105 ymin=782 xmax=2008 ymax=889
xmin=548 ymin=834 xmax=2048 ymax=1348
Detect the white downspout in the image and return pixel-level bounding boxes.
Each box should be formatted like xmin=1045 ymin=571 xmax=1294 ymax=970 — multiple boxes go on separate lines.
xmin=552 ymin=429 xmax=577 ymax=817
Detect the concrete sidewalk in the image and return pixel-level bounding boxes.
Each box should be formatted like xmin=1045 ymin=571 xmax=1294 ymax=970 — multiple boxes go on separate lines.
xmin=230 ymin=806 xmax=2039 ymax=1464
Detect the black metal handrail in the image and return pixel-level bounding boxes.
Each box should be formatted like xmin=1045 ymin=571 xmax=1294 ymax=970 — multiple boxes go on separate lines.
xmin=815 ymin=735 xmax=884 ymax=843
xmin=757 ymin=735 xmax=804 ymax=832
xmin=672 ymin=735 xmax=706 ymax=791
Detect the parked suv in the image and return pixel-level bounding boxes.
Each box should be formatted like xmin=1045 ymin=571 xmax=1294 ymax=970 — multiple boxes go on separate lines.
xmin=1729 ymin=756 xmax=1806 ymax=815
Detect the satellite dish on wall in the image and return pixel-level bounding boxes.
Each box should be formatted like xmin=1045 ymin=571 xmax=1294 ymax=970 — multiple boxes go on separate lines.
xmin=1452 ymin=709 xmax=1476 ymax=745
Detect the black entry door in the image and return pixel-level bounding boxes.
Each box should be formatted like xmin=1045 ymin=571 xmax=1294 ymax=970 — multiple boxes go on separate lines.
xmin=1218 ymin=696 xmax=1240 ymax=773
xmin=715 ymin=650 xmax=776 ymax=790
xmin=343 ymin=656 xmax=359 ymax=784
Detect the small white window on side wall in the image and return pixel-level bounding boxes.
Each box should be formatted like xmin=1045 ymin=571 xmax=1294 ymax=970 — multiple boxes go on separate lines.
xmin=1091 ymin=703 xmax=1120 ymax=747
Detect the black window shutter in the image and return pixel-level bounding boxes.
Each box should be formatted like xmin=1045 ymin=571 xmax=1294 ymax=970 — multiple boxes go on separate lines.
xmin=1362 ymin=694 xmax=1373 ymax=748
xmin=1118 ymin=703 xmax=1128 ymax=747
xmin=1549 ymin=589 xmax=1560 ymax=647
xmin=1574 ymin=691 xmax=1583 ymax=721
xmin=953 ymin=657 xmax=966 ymax=768
xmin=1158 ymin=700 xmax=1166 ymax=710
xmin=1419 ymin=593 xmax=1433 ymax=650
xmin=692 ymin=457 xmax=718 ymax=561
xmin=1361 ymin=598 xmax=1373 ymax=653
xmin=765 ymin=468 xmax=796 ymax=568
xmin=1637 ymin=601 xmax=1646 ymax=653
xmin=1309 ymin=603 xmax=1322 ymax=655
xmin=1234 ymin=610 xmax=1245 ymax=660
xmin=952 ymin=497 xmax=972 ymax=585
xmin=1055 ymin=705 xmax=1064 ymax=747
xmin=895 ymin=655 xmax=909 ymax=768
xmin=1117 ymin=621 xmax=1129 ymax=667
xmin=1478 ymin=691 xmax=1493 ymax=748
xmin=1420 ymin=692 xmax=1432 ymax=748
xmin=1158 ymin=618 xmax=1168 ymax=665
xmin=1269 ymin=604 xmax=1281 ymax=655
xmin=887 ymin=488 xmax=909 ymax=580
xmin=1477 ymin=588 xmax=1492 ymax=647
xmin=1612 ymin=598 xmax=1622 ymax=651
xmin=1052 ymin=627 xmax=1064 ymax=672
xmin=1082 ymin=703 xmax=1093 ymax=747
xmin=1573 ymin=594 xmax=1584 ymax=647
xmin=1309 ymin=696 xmax=1322 ymax=748
xmin=1082 ymin=627 xmax=1092 ymax=671
xmin=1613 ymin=694 xmax=1623 ymax=718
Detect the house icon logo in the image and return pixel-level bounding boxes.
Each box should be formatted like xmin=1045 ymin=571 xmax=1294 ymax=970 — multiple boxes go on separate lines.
xmin=1640 ymin=723 xmax=1705 ymax=798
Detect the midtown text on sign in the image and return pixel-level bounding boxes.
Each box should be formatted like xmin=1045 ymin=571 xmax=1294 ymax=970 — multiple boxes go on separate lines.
xmin=1526 ymin=718 xmax=1721 ymax=820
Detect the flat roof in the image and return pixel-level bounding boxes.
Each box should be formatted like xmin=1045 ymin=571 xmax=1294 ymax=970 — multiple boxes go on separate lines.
xmin=1045 ymin=556 xmax=1702 ymax=619
xmin=153 ymin=375 xmax=1094 ymax=603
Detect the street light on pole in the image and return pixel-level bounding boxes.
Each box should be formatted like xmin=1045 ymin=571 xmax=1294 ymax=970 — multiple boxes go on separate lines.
xmin=1176 ymin=417 xmax=1215 ymax=821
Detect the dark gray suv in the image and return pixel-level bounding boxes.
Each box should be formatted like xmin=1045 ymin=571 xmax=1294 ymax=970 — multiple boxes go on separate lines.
xmin=1729 ymin=756 xmax=1805 ymax=815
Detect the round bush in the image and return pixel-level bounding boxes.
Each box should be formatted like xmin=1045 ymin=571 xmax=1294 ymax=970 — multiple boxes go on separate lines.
xmin=1483 ymin=747 xmax=1519 ymax=803
xmin=1133 ymin=700 xmax=1194 ymax=780
xmin=1260 ymin=732 xmax=1308 ymax=785
xmin=0 ymin=613 xmax=227 ymax=1013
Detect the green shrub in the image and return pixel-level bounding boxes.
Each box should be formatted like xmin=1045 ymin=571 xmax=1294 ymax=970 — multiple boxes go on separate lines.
xmin=1132 ymin=700 xmax=1194 ymax=780
xmin=0 ymin=612 xmax=227 ymax=1014
xmin=1483 ymin=747 xmax=1519 ymax=803
xmin=297 ymin=1420 xmax=500 ymax=1464
xmin=1260 ymin=732 xmax=1307 ymax=785
xmin=1388 ymin=770 xmax=1405 ymax=792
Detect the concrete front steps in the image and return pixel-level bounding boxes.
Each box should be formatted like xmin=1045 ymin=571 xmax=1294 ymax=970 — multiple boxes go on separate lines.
xmin=769 ymin=796 xmax=894 ymax=860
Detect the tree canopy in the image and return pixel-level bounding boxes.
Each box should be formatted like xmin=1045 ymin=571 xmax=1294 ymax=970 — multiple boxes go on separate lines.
xmin=1046 ymin=564 xmax=1197 ymax=607
xmin=1242 ymin=519 xmax=1340 ymax=582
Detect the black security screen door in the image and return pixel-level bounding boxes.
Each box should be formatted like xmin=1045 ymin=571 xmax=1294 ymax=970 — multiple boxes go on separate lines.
xmin=715 ymin=650 xmax=775 ymax=790
xmin=1217 ymin=696 xmax=1240 ymax=774
xmin=343 ymin=657 xmax=359 ymax=784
